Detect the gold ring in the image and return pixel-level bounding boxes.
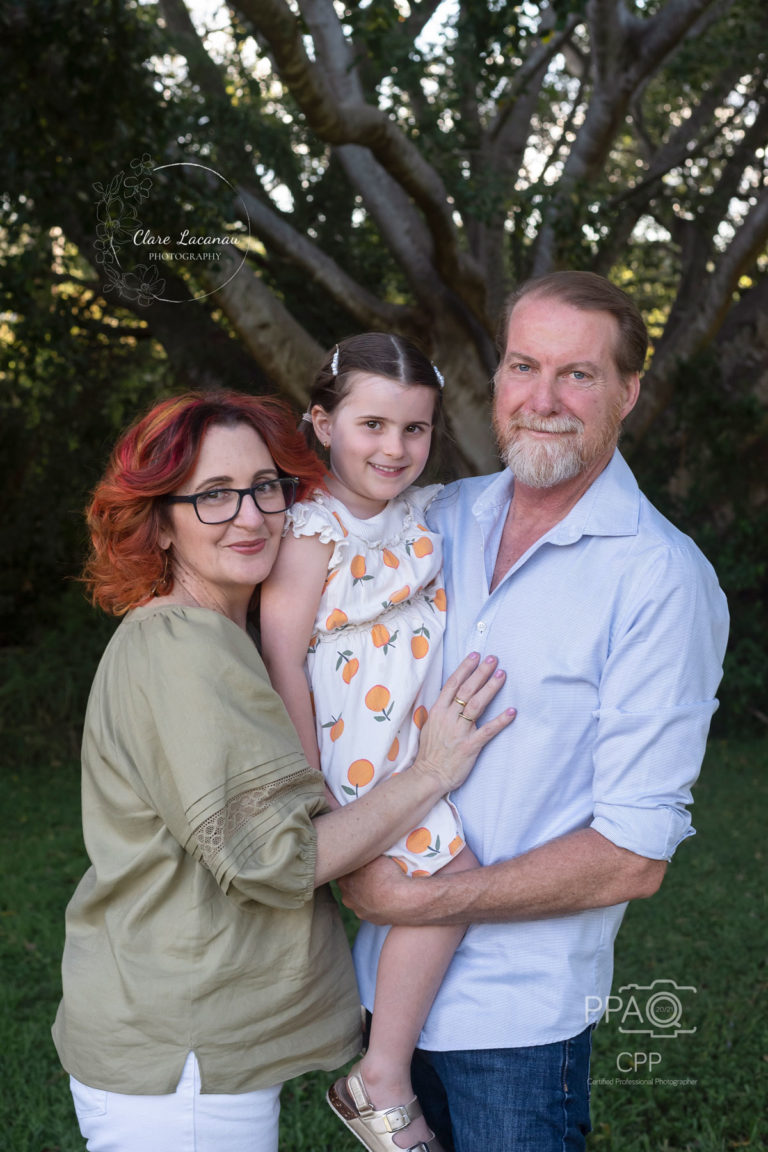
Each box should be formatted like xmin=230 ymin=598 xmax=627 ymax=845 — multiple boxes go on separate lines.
xmin=454 ymin=696 xmax=468 ymax=708
xmin=459 ymin=713 xmax=474 ymax=723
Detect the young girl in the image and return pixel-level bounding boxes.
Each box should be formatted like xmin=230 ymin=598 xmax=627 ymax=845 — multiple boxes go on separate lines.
xmin=261 ymin=334 xmax=479 ymax=1152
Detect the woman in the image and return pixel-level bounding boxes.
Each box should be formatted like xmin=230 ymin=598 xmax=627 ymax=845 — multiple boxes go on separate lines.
xmin=52 ymin=390 xmax=513 ymax=1152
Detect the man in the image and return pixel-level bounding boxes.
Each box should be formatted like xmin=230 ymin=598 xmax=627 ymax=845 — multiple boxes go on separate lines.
xmin=341 ymin=272 xmax=729 ymax=1151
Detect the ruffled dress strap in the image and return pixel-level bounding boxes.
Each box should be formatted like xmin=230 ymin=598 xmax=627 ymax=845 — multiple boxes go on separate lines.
xmin=285 ymin=490 xmax=354 ymax=567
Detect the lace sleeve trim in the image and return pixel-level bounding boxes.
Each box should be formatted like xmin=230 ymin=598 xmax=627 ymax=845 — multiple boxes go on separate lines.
xmin=193 ymin=770 xmax=317 ymax=871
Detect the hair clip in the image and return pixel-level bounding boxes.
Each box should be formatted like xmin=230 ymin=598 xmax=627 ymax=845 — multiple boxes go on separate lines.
xmin=433 ymin=364 xmax=445 ymax=389
xmin=301 ymin=411 xmax=313 ymax=423
xmin=331 ymin=345 xmax=340 ymax=375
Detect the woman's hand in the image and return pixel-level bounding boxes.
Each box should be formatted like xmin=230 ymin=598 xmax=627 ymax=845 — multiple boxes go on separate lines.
xmin=411 ymin=653 xmax=515 ymax=794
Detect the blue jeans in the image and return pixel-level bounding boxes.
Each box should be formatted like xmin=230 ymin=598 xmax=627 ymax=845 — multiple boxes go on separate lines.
xmin=411 ymin=1026 xmax=593 ymax=1152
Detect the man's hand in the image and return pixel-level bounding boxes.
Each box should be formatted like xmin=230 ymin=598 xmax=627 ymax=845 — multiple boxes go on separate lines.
xmin=338 ymin=855 xmax=417 ymax=924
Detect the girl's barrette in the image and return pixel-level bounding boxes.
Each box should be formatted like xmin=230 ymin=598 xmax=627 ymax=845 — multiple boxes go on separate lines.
xmin=301 ymin=411 xmax=313 ymax=423
xmin=331 ymin=345 xmax=340 ymax=375
xmin=433 ymin=364 xmax=445 ymax=389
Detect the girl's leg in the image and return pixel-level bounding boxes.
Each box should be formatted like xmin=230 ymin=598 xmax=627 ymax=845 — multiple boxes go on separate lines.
xmin=355 ymin=848 xmax=478 ymax=1150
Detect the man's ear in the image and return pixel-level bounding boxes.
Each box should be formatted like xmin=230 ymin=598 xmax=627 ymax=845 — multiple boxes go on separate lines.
xmin=620 ymin=373 xmax=641 ymax=420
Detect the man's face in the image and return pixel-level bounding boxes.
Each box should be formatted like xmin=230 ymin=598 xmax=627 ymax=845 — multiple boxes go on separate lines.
xmin=493 ymin=294 xmax=640 ymax=490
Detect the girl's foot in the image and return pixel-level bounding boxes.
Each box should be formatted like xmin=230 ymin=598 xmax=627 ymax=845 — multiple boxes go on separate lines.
xmin=327 ymin=1062 xmax=444 ymax=1152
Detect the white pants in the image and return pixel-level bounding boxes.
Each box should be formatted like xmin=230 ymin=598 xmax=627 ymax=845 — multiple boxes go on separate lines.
xmin=70 ymin=1052 xmax=282 ymax=1152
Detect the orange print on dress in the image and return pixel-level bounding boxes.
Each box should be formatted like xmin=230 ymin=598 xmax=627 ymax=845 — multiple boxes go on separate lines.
xmin=321 ymin=714 xmax=344 ymax=742
xmin=413 ymin=705 xmax=428 ymax=729
xmin=388 ymin=585 xmax=411 ymax=605
xmin=405 ymin=827 xmax=431 ymax=854
xmin=365 ymin=684 xmax=394 ymax=721
xmin=325 ymin=607 xmax=348 ymax=631
xmin=406 ymin=827 xmax=441 ymax=859
xmin=332 ymin=511 xmax=348 ymax=537
xmin=411 ymin=626 xmax=430 ymax=659
xmin=371 ymin=623 xmax=397 ymax=653
xmin=382 ymin=549 xmax=400 ymax=569
xmin=343 ymin=759 xmax=375 ymax=797
xmin=432 ymin=587 xmax=447 ymax=612
xmin=323 ymin=568 xmax=339 ymax=593
xmin=407 ymin=536 xmax=433 ymax=559
xmin=387 ymin=736 xmax=400 ymax=762
xmin=371 ymin=623 xmax=389 ymax=647
xmin=449 ymin=836 xmax=464 ymax=856
xmin=335 ymin=651 xmax=359 ymax=682
xmin=350 ymin=555 xmax=373 ymax=584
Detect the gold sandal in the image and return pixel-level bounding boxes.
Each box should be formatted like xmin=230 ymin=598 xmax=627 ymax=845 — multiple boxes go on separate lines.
xmin=327 ymin=1067 xmax=445 ymax=1152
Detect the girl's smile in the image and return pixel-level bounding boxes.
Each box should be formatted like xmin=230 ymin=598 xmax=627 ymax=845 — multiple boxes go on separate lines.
xmin=312 ymin=373 xmax=436 ymax=519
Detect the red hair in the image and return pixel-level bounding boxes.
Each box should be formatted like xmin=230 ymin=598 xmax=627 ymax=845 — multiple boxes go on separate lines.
xmin=83 ymin=390 xmax=326 ymax=615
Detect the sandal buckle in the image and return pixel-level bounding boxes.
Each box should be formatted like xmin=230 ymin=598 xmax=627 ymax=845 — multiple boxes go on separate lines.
xmin=382 ymin=1104 xmax=411 ymax=1133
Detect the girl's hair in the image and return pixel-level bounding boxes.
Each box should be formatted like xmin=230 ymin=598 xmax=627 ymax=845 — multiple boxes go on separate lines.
xmin=301 ymin=333 xmax=446 ymax=469
xmin=83 ymin=390 xmax=327 ymax=616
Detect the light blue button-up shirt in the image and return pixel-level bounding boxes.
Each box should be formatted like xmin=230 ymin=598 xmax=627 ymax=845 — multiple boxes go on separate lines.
xmin=353 ymin=451 xmax=729 ymax=1049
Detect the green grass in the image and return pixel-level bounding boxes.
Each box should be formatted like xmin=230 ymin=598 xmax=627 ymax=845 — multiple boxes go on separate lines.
xmin=1 ymin=614 xmax=765 ymax=1150
xmin=587 ymin=738 xmax=768 ymax=1151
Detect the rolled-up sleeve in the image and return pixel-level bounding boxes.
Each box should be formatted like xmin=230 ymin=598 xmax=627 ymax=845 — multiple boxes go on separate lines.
xmin=590 ymin=542 xmax=729 ymax=860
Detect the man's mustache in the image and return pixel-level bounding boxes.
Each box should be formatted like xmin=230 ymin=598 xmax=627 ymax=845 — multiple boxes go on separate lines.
xmin=505 ymin=414 xmax=583 ymax=435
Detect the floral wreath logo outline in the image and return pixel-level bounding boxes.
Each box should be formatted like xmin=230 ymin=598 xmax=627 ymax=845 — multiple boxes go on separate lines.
xmin=93 ymin=154 xmax=251 ymax=306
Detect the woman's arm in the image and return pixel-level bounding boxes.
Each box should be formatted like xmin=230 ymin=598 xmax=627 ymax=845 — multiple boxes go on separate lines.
xmin=312 ymin=653 xmax=515 ymax=886
xmin=260 ymin=531 xmax=333 ymax=773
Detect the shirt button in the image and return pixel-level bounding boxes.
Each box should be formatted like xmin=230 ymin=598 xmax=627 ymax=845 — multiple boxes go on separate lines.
xmin=476 ymin=621 xmax=487 ymax=634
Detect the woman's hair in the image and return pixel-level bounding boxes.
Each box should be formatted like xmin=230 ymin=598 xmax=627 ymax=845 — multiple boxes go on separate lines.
xmin=497 ymin=271 xmax=649 ymax=379
xmin=301 ymin=333 xmax=446 ymax=467
xmin=83 ymin=390 xmax=327 ymax=616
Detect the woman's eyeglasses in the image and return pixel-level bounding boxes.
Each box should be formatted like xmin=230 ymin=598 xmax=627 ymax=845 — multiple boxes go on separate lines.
xmin=163 ymin=477 xmax=299 ymax=524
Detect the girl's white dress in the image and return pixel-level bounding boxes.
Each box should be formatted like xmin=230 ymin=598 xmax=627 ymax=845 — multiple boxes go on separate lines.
xmin=285 ymin=485 xmax=464 ymax=876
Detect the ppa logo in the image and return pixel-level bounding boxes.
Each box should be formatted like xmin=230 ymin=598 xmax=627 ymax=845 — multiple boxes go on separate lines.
xmin=587 ymin=979 xmax=697 ymax=1040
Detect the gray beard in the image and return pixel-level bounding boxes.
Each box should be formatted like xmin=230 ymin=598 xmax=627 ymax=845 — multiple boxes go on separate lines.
xmin=498 ymin=412 xmax=587 ymax=488
xmin=501 ymin=433 xmax=585 ymax=488
xmin=496 ymin=412 xmax=622 ymax=489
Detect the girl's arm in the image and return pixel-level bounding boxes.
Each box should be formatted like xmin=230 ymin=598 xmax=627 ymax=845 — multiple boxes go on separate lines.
xmin=260 ymin=530 xmax=333 ymax=774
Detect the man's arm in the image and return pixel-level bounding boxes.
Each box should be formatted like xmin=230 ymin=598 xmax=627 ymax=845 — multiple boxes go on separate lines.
xmin=338 ymin=827 xmax=666 ymax=926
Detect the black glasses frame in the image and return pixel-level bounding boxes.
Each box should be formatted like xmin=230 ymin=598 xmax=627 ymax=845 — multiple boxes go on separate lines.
xmin=163 ymin=477 xmax=299 ymax=524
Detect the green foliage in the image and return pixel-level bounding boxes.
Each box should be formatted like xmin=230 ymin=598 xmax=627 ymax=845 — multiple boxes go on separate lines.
xmin=0 ymin=587 xmax=116 ymax=763
xmin=630 ymin=351 xmax=768 ymax=735
xmin=0 ymin=233 xmax=171 ymax=642
xmin=0 ymin=0 xmax=169 ymax=225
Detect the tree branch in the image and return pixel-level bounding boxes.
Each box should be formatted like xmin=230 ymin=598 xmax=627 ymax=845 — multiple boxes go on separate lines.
xmin=235 ymin=185 xmax=416 ymax=331
xmin=195 ymin=248 xmax=323 ymax=406
xmin=232 ymin=0 xmax=487 ymax=315
xmin=627 ymin=186 xmax=768 ymax=442
xmin=533 ymin=0 xmax=732 ymax=272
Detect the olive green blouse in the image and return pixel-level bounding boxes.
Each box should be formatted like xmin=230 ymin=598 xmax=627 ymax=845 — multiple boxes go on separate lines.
xmin=52 ymin=602 xmax=361 ymax=1093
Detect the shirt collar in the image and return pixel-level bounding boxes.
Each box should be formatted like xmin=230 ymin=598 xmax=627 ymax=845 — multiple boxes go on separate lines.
xmin=473 ymin=449 xmax=640 ymax=547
